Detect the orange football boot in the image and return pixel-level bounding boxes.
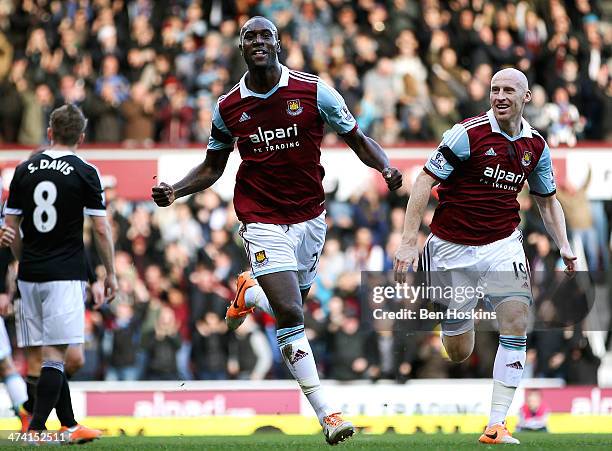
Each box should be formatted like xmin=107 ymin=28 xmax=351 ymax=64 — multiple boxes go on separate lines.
xmin=479 ymin=423 xmax=520 ymax=444
xmin=225 ymin=272 xmax=256 ymax=330
xmin=60 ymin=424 xmax=103 ymax=444
xmin=17 ymin=405 xmax=31 ymax=433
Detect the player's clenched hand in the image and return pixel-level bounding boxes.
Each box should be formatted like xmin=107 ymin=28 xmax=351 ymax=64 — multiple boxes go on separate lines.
xmin=394 ymin=243 xmax=419 ymax=283
xmin=91 ymin=280 xmax=105 ymax=310
xmin=0 ymin=226 xmax=15 ymax=247
xmin=104 ymin=274 xmax=119 ymax=303
xmin=560 ymin=247 xmax=577 ymax=275
xmin=382 ymin=167 xmax=403 ymax=191
xmin=152 ymin=182 xmax=176 ymax=207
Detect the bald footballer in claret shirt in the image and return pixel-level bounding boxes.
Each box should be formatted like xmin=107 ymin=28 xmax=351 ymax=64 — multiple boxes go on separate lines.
xmin=152 ymin=16 xmax=402 ymax=445
xmin=394 ymin=68 xmax=576 ymax=445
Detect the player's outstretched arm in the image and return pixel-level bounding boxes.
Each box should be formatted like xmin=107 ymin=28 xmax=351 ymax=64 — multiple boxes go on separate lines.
xmin=91 ymin=216 xmax=118 ymax=303
xmin=3 ymin=215 xmax=22 ymax=261
xmin=532 ymin=194 xmax=576 ymax=273
xmin=151 ymin=149 xmax=231 ymax=207
xmin=341 ymin=130 xmax=403 ymax=191
xmin=394 ymin=170 xmax=437 ymax=282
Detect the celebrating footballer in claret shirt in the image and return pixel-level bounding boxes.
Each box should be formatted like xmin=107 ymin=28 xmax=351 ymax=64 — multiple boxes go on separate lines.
xmin=394 ymin=68 xmax=576 ymax=445
xmin=153 ymin=16 xmax=402 ymax=445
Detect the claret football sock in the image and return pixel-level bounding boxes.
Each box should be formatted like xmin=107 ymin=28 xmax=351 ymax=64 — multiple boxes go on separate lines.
xmin=277 ymin=325 xmax=335 ymax=424
xmin=29 ymin=361 xmax=65 ymax=431
xmin=488 ymin=335 xmax=527 ymax=427
xmin=55 ymin=373 xmax=77 ymax=428
xmin=245 ymin=284 xmax=275 ymax=317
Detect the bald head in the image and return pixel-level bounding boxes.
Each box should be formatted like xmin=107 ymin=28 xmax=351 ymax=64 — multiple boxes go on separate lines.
xmin=489 ymin=67 xmax=532 ymax=133
xmin=239 ymin=16 xmax=281 ymax=71
xmin=240 ymin=16 xmax=278 ymax=44
xmin=492 ymin=68 xmax=529 ymax=94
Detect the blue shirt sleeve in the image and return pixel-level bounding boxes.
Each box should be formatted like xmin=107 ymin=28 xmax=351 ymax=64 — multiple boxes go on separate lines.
xmin=528 ymin=142 xmax=556 ymax=196
xmin=316 ymin=80 xmax=357 ymax=135
xmin=424 ymin=123 xmax=471 ymax=180
xmin=207 ymin=99 xmax=236 ymax=151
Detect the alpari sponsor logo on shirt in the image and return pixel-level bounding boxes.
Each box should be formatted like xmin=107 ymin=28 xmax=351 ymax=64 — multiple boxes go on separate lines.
xmin=480 ymin=164 xmax=525 ymax=191
xmin=249 ymin=124 xmax=300 ymax=153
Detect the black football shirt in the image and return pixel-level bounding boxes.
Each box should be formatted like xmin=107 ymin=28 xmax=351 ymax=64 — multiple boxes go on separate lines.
xmin=6 ymin=150 xmax=106 ymax=282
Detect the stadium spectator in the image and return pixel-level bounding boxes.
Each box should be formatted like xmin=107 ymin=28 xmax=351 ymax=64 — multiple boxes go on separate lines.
xmin=191 ymin=311 xmax=229 ymax=380
xmin=120 ymin=81 xmax=156 ymax=145
xmin=517 ymin=390 xmax=550 ymax=432
xmin=328 ymin=312 xmax=370 ymax=381
xmin=227 ymin=316 xmax=272 ymax=380
xmin=142 ymin=305 xmax=182 ymax=380
xmin=557 ymin=168 xmax=599 ymax=271
xmin=157 ymin=81 xmax=194 ymax=144
xmin=104 ymin=302 xmax=143 ymax=381
xmin=17 ymin=81 xmax=54 ymax=146
xmin=543 ymin=86 xmax=584 ymax=147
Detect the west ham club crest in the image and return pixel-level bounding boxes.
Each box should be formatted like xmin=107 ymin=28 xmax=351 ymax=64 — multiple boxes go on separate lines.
xmin=521 ymin=150 xmax=533 ymax=167
xmin=286 ymin=99 xmax=303 ymax=116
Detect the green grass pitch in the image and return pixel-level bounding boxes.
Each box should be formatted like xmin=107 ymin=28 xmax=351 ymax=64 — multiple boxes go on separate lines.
xmin=20 ymin=433 xmax=611 ymax=450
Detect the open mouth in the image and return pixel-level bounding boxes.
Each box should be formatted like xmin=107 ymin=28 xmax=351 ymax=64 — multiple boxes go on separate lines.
xmin=495 ymin=104 xmax=510 ymax=112
xmin=252 ymin=50 xmax=267 ymax=56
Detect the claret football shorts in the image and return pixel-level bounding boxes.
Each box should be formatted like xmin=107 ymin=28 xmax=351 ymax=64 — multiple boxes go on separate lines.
xmin=15 ymin=280 xmax=86 ymax=347
xmin=422 ymin=229 xmax=532 ymax=336
xmin=239 ymin=211 xmax=326 ymax=290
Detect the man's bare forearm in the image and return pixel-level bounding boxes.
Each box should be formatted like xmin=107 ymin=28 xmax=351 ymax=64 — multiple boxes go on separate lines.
xmin=534 ymin=196 xmax=571 ymax=251
xmin=5 ymin=215 xmax=22 ymax=260
xmin=173 ymin=150 xmax=231 ymax=199
xmin=342 ymin=130 xmax=389 ymax=172
xmin=92 ymin=218 xmax=116 ymax=276
xmin=401 ymin=172 xmax=436 ymax=245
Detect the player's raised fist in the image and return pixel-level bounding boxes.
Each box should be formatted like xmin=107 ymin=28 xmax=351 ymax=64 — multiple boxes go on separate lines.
xmin=393 ymin=242 xmax=419 ymax=283
xmin=152 ymin=182 xmax=176 ymax=207
xmin=0 ymin=225 xmax=15 ymax=247
xmin=382 ymin=167 xmax=402 ymax=191
xmin=560 ymin=247 xmax=577 ymax=275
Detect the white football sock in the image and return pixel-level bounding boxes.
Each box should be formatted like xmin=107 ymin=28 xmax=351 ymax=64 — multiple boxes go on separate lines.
xmin=277 ymin=325 xmax=335 ymax=424
xmin=244 ymin=284 xmax=275 ymax=317
xmin=488 ymin=335 xmax=526 ymax=427
xmin=4 ymin=373 xmax=28 ymax=411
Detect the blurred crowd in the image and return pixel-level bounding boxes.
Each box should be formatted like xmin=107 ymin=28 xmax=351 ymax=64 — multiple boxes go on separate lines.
xmin=4 ymin=176 xmax=608 ymax=384
xmin=0 ymin=0 xmax=609 ymax=147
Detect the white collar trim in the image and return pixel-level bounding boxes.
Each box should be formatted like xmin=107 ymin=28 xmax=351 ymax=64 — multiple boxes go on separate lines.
xmin=42 ymin=149 xmax=76 ymax=159
xmin=239 ymin=65 xmax=289 ymax=98
xmin=486 ymin=109 xmax=532 ymax=139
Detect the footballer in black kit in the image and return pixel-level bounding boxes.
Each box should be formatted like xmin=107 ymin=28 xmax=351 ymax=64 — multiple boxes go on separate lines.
xmin=4 ymin=104 xmax=116 ymax=442
xmin=6 ymin=149 xmax=106 ymax=282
